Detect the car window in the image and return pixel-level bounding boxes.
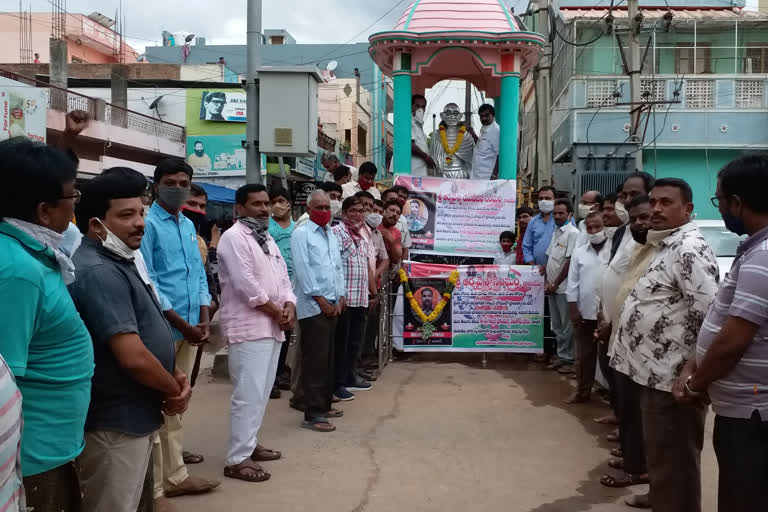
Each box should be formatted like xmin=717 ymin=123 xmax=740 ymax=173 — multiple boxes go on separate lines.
xmin=699 ymin=226 xmax=746 ymax=257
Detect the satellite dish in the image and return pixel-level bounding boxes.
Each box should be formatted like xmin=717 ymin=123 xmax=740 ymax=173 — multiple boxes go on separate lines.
xmin=185 ymin=33 xmax=195 ymax=43
xmin=326 ymin=60 xmax=338 ymax=72
xmin=149 ymin=95 xmax=165 ymax=110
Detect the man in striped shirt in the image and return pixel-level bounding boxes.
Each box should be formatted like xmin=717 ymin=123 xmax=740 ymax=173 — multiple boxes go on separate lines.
xmin=681 ymin=154 xmax=768 ymax=512
xmin=0 ymin=355 xmax=23 ymax=512
xmin=332 ymin=196 xmax=374 ymax=401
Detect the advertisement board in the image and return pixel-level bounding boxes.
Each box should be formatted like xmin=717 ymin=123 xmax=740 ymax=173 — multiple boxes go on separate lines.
xmin=394 ymin=176 xmax=516 ymax=257
xmin=0 ymin=77 xmax=46 ymax=142
xmin=198 ymin=90 xmax=246 ymax=123
xmin=186 ymin=135 xmax=246 ymax=177
xmin=394 ymin=263 xmax=545 ymax=353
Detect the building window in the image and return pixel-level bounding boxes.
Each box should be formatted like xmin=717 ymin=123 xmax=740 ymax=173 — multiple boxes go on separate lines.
xmin=357 ymin=125 xmax=368 ymax=156
xmin=685 ymin=80 xmax=714 ymax=108
xmin=344 ymin=129 xmax=352 ymax=149
xmin=587 ymin=80 xmax=619 ymax=108
xmin=676 ymin=43 xmax=711 ymax=74
xmin=735 ymin=80 xmax=764 ymax=109
xmin=744 ymin=44 xmax=768 ymax=74
xmin=270 ymin=36 xmax=284 ymax=45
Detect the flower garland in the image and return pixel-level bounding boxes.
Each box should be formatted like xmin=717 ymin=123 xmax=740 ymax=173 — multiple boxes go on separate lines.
xmin=399 ymin=268 xmax=460 ymax=341
xmin=438 ymin=125 xmax=467 ymax=165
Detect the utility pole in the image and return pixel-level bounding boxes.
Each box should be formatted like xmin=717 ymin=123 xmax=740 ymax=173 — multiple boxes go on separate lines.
xmin=628 ymin=0 xmax=643 ymax=172
xmin=245 ymin=0 xmax=262 ymax=184
xmin=464 ymin=80 xmax=472 ymax=129
xmin=535 ymin=0 xmax=552 ymax=188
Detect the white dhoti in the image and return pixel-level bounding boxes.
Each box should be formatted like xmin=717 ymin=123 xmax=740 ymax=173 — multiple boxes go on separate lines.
xmin=226 ymin=338 xmax=282 ymax=466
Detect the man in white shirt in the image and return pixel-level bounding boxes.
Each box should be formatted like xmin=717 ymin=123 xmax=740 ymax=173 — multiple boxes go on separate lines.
xmin=322 ymin=153 xmax=358 ymax=182
xmin=469 ymin=104 xmax=500 ymax=180
xmin=342 ymin=162 xmax=381 ymax=200
xmin=566 ymin=211 xmax=610 ymax=404
xmin=409 ymin=95 xmax=434 ymax=176
xmin=544 ymin=199 xmax=580 ymax=372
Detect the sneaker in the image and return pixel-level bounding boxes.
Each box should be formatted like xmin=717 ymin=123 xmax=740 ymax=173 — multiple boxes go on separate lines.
xmin=333 ymin=387 xmax=356 ymax=401
xmin=347 ymin=380 xmax=372 ymax=391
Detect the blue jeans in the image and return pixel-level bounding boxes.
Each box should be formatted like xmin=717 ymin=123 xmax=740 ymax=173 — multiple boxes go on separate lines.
xmin=547 ymin=293 xmax=574 ymax=363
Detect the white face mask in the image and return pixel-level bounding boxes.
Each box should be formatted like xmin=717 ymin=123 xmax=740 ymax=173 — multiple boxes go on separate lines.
xmin=587 ymin=230 xmax=607 ymax=245
xmin=365 ymin=213 xmax=383 ymax=229
xmin=330 ymin=199 xmax=343 ymax=218
xmin=577 ymin=203 xmax=594 ymax=219
xmin=414 ymin=108 xmax=425 ymax=124
xmin=96 ymin=219 xmax=137 ymax=260
xmin=604 ymin=226 xmax=619 ymax=239
xmin=538 ymin=200 xmax=555 ymax=213
xmin=615 ymin=201 xmax=630 ymax=224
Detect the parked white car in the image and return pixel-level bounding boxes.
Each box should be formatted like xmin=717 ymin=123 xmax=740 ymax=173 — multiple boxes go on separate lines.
xmin=694 ymin=219 xmax=746 ymax=282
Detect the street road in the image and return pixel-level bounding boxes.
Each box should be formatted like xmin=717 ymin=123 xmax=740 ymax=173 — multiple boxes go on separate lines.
xmin=175 ymin=353 xmax=717 ymax=511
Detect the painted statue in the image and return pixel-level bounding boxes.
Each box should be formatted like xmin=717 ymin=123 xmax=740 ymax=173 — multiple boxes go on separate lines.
xmin=430 ymin=103 xmax=475 ymax=179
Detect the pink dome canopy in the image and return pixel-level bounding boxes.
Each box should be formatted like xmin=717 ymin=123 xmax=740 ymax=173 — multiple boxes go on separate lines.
xmin=392 ymin=0 xmax=521 ymax=33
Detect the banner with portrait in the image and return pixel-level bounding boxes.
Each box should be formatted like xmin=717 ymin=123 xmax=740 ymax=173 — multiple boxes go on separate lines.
xmin=393 ymin=263 xmax=545 ymax=352
xmin=198 ymin=91 xmax=247 ymax=123
xmin=393 ymin=176 xmax=516 ymax=257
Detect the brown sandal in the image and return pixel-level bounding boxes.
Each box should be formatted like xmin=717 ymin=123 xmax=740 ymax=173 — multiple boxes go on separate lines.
xmin=608 ymin=458 xmax=624 ymax=469
xmin=224 ymin=460 xmax=270 ymax=482
xmin=610 ymin=447 xmax=623 ymax=458
xmin=600 ymin=473 xmax=649 ymax=488
xmin=251 ymin=444 xmax=281 ymax=462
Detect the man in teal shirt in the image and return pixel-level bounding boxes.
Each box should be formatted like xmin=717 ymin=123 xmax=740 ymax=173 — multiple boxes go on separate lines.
xmin=0 ymin=138 xmax=94 ymax=512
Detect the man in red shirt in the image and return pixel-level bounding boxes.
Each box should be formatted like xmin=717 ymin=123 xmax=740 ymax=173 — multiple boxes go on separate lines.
xmin=379 ymin=200 xmax=403 ymax=265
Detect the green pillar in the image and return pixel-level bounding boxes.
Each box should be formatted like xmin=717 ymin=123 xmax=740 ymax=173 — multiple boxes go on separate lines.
xmin=393 ymin=53 xmax=413 ymax=174
xmin=498 ymin=76 xmax=520 ymax=180
xmin=493 ymin=95 xmax=502 ymax=127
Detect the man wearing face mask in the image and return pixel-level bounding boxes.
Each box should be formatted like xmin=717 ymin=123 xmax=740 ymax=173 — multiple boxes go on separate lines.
xmin=69 ymin=168 xmax=189 ymax=512
xmin=356 ymin=191 xmax=389 ymax=289
xmin=342 ymin=161 xmax=381 ymax=200
xmin=140 ymin=158 xmax=219 ymax=503
xmin=217 ymin=184 xmax=295 ymax=483
xmin=566 ymin=211 xmax=611 ymax=404
xmin=679 ymin=155 xmax=768 ymax=512
xmin=296 ymin=183 xmax=344 ymax=229
xmin=522 ymin=186 xmax=558 ymax=267
xmin=408 ymin=94 xmax=434 ymax=176
xmin=610 ymin=179 xmax=719 ymax=512
xmin=291 ymin=190 xmax=346 ymax=432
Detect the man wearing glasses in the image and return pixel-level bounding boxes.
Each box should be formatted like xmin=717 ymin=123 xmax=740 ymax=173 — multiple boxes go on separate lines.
xmin=0 ymin=137 xmax=94 ymax=512
xmin=201 ymin=92 xmax=227 ymax=121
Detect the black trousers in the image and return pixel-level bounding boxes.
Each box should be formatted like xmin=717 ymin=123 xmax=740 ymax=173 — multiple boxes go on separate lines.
xmin=642 ymin=386 xmax=706 ymax=512
xmin=713 ymin=411 xmax=768 ymax=512
xmin=575 ymin=320 xmax=598 ymax=397
xmin=614 ymin=372 xmax=646 ymax=475
xmin=299 ymin=314 xmax=337 ymax=421
xmin=274 ymin=329 xmax=291 ymax=386
xmin=24 ymin=461 xmax=81 ymax=512
xmin=334 ymin=307 xmax=367 ymax=389
xmin=598 ymin=340 xmax=616 ymax=412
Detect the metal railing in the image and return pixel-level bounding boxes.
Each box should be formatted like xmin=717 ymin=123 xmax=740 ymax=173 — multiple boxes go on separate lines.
xmin=0 ymin=68 xmax=186 ymax=144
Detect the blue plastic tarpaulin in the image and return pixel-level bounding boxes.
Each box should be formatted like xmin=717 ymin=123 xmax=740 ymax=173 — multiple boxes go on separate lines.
xmin=194 ymin=182 xmax=236 ymax=204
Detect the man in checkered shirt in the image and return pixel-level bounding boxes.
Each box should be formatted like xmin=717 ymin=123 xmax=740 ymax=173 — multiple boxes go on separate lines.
xmin=332 ymin=196 xmax=375 ymax=401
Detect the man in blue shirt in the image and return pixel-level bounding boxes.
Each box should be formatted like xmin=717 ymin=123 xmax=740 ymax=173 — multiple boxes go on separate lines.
xmin=140 ymin=158 xmax=219 ymax=503
xmin=291 ymin=189 xmax=346 ymax=433
xmin=522 ymin=186 xmax=557 ymax=266
xmin=0 ymin=137 xmax=94 ymax=512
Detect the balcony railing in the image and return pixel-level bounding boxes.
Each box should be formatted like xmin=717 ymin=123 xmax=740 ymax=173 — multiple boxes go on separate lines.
xmin=579 ymin=75 xmax=767 ymax=110
xmin=0 ymin=68 xmax=186 ymax=144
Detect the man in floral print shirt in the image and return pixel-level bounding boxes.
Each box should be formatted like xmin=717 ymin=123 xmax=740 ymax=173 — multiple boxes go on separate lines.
xmin=610 ymin=178 xmax=719 ymax=512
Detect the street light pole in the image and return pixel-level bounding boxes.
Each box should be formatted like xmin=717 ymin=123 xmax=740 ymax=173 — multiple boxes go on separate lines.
xmin=628 ymin=0 xmax=643 ymax=172
xmin=245 ymin=0 xmax=262 ymax=184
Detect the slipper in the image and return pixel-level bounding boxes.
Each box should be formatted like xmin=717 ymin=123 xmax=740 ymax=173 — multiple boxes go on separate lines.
xmin=600 ymin=473 xmax=649 ymax=488
xmin=608 ymin=458 xmax=624 ymax=469
xmin=606 ymin=432 xmax=620 ymax=442
xmin=224 ymin=460 xmax=270 ymax=482
xmin=594 ymin=415 xmax=619 ymax=425
xmin=302 ymin=417 xmax=336 ymax=432
xmin=182 ymin=451 xmax=204 ymax=464
xmin=251 ymin=444 xmax=281 ymax=462
xmin=326 ymin=408 xmax=344 ymax=418
xmin=610 ymin=447 xmax=623 ymax=458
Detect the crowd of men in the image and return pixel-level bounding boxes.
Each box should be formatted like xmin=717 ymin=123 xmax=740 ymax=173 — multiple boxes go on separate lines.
xmin=0 ymin=132 xmax=415 ymax=512
xmin=0 ymin=120 xmax=767 ymax=512
xmin=506 ymin=159 xmax=768 ymax=512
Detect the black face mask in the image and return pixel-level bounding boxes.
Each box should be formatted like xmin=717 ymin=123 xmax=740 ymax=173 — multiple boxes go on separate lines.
xmin=182 ymin=209 xmax=211 ymax=240
xmin=631 ymin=228 xmax=648 ymax=245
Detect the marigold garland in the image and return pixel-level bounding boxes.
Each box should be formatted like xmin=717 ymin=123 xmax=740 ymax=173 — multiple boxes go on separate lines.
xmin=438 ymin=125 xmax=467 ymax=165
xmin=399 ymin=268 xmax=460 ymax=341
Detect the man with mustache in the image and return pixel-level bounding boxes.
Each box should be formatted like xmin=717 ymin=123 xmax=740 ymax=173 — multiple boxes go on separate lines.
xmin=610 ymin=178 xmax=719 ymax=512
xmin=69 ymin=168 xmax=189 ymax=512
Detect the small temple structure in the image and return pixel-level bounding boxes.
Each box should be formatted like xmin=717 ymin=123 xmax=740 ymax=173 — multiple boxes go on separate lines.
xmin=368 ymin=0 xmax=545 ymax=180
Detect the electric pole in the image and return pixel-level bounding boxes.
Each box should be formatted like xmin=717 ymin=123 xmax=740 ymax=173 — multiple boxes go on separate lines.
xmin=628 ymin=0 xmax=643 ymax=172
xmin=245 ymin=0 xmax=262 ymax=184
xmin=535 ymin=0 xmax=552 ymax=188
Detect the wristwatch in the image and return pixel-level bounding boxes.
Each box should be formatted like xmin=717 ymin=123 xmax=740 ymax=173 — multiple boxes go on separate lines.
xmin=685 ymin=375 xmax=702 ymax=396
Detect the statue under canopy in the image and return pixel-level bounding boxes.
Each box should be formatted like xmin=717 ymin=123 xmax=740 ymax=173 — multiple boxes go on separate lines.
xmin=430 ymin=103 xmax=475 ymax=179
